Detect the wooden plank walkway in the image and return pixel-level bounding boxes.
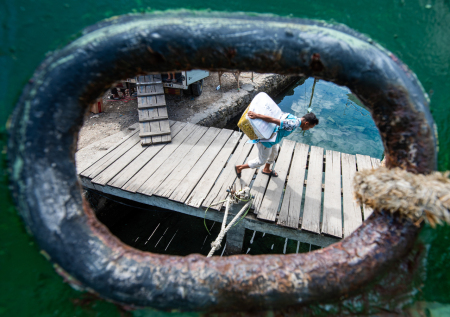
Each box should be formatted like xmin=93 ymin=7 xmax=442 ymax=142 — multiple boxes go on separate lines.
xmin=136 ymin=75 xmax=171 ymax=145
xmin=77 ymin=121 xmax=381 ymax=246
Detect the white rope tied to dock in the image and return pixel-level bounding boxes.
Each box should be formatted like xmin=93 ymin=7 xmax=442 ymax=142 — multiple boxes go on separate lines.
xmin=354 ymin=167 xmax=450 ymax=227
xmin=206 ymin=191 xmax=253 ymax=258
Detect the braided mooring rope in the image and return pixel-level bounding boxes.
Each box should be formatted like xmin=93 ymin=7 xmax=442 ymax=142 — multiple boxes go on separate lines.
xmin=354 ymin=167 xmax=450 ymax=227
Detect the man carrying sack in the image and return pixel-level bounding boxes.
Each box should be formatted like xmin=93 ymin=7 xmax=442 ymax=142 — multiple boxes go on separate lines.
xmin=235 ymin=93 xmax=319 ymax=178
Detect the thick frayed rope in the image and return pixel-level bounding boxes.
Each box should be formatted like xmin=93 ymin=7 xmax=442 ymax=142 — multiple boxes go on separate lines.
xmin=354 ymin=167 xmax=450 ymax=227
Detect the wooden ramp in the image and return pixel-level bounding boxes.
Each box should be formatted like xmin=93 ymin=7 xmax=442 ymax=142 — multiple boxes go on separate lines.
xmin=77 ymin=121 xmax=381 ymax=246
xmin=136 ymin=75 xmax=171 ymax=145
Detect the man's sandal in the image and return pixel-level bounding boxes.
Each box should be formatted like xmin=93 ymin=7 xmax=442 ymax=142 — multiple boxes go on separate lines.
xmin=261 ymin=170 xmax=278 ymax=177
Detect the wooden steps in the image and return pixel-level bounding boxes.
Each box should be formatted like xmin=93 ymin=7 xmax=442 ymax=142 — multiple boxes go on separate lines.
xmin=136 ymin=75 xmax=171 ymax=145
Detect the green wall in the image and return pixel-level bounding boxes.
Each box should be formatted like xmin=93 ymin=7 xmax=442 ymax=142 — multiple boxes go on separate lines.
xmin=1 ymin=0 xmax=450 ymax=316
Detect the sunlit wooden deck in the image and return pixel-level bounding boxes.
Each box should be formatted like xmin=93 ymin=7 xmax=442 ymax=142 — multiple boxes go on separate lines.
xmin=77 ymin=121 xmax=380 ymax=249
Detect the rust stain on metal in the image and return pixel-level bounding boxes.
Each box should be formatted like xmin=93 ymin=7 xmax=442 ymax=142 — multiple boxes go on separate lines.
xmin=309 ymin=53 xmax=324 ymax=72
xmin=225 ymin=47 xmax=237 ymax=60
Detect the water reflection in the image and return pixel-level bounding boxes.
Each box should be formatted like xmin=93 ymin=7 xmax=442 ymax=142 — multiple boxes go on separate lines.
xmin=274 ymin=78 xmax=384 ymax=159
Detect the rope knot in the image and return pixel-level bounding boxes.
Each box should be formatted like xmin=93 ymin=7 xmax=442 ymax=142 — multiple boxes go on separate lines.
xmin=354 ymin=167 xmax=450 ymax=227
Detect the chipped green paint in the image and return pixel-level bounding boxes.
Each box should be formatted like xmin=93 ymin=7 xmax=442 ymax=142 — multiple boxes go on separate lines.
xmin=1 ymin=1 xmax=450 ymax=316
xmin=48 ymin=54 xmax=76 ymax=72
xmin=12 ymin=157 xmax=23 ymax=183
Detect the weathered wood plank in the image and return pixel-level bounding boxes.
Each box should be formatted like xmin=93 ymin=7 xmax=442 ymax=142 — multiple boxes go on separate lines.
xmin=257 ymin=139 xmax=296 ymax=222
xmin=235 ymin=145 xmax=260 ymax=192
xmin=301 ymin=146 xmax=324 ymax=234
xmin=202 ymin=135 xmax=252 ymax=209
xmin=157 ymin=107 xmax=168 ymax=118
xmin=139 ymin=107 xmax=158 ymax=145
xmin=136 ymin=81 xmax=162 ymax=85
xmin=76 ymin=123 xmax=139 ymax=174
xmin=356 ymin=154 xmax=372 ymax=172
xmin=321 ymin=150 xmax=342 ymax=238
xmin=356 ymin=154 xmax=374 ymax=220
xmin=80 ymin=131 xmax=140 ymax=179
xmin=249 ymin=148 xmax=271 ymax=214
xmin=139 ymin=130 xmax=171 ymax=138
xmin=138 ymin=92 xmax=165 ymax=97
xmin=214 ymin=140 xmax=259 ymax=211
xmin=138 ymin=95 xmax=166 ymax=109
xmin=108 ymin=122 xmax=186 ymax=189
xmin=139 ymin=116 xmax=169 ymax=123
xmin=148 ymin=106 xmax=162 ymax=144
xmin=153 ymin=108 xmax=171 ymax=144
xmin=137 ymin=74 xmax=162 ymax=84
xmin=91 ymin=121 xmax=181 ymax=186
xmin=185 ymin=131 xmax=242 ymax=208
xmin=79 ymin=176 xmax=96 ymax=190
xmin=371 ymin=157 xmax=381 ymax=168
xmin=169 ymin=129 xmax=233 ymax=202
xmin=121 ymin=123 xmax=199 ymax=192
xmin=157 ymin=108 xmax=171 ymax=143
xmin=137 ymin=126 xmax=209 ymax=196
xmin=137 ymin=83 xmax=164 ymax=96
xmin=230 ymin=142 xmax=258 ymax=196
xmin=153 ymin=127 xmax=222 ymax=198
xmin=277 ymin=143 xmax=309 ymax=229
xmin=342 ymin=153 xmax=362 ymax=237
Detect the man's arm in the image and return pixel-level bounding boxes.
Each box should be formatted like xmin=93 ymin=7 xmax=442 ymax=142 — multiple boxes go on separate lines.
xmin=247 ymin=111 xmax=281 ymax=126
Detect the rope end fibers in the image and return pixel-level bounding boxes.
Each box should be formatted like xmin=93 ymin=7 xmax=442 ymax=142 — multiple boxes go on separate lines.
xmin=354 ymin=167 xmax=450 ymax=227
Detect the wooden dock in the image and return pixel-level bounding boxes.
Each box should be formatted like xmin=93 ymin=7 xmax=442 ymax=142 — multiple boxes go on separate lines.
xmin=77 ymin=121 xmax=381 ymax=252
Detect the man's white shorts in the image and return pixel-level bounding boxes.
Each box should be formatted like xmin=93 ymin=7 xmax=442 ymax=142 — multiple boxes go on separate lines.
xmin=248 ymin=143 xmax=280 ymax=169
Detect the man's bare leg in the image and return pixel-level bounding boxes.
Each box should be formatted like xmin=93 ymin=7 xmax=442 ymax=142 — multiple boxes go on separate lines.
xmin=235 ymin=163 xmax=249 ymax=177
xmin=261 ymin=163 xmax=273 ymax=174
xmin=235 ymin=163 xmax=273 ymax=175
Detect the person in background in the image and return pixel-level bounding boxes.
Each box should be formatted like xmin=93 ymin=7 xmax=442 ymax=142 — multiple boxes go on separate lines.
xmin=166 ymin=72 xmax=176 ymax=83
xmin=110 ymin=87 xmax=120 ymax=100
xmin=235 ymin=111 xmax=319 ymax=178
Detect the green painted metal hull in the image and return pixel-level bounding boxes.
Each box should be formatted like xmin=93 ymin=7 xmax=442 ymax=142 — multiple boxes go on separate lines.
xmin=1 ymin=1 xmax=449 ymax=316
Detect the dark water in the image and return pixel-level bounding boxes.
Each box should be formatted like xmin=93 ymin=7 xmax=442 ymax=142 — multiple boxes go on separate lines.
xmin=95 ymin=78 xmax=383 ymax=256
xmin=90 ymin=190 xmax=320 ymax=256
xmin=93 ymin=192 xmax=226 ymax=256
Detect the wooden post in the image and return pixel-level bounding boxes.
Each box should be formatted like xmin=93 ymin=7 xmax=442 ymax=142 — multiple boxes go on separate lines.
xmin=308 ymin=78 xmax=319 ymax=108
xmin=225 ymin=220 xmax=246 ymax=254
xmin=225 ymin=208 xmax=246 ymax=254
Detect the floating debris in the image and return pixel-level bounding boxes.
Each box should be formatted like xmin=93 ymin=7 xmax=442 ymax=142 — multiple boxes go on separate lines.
xmin=283 ymin=238 xmax=288 ymax=254
xmin=155 ymin=228 xmax=169 ymax=247
xmin=202 ymin=222 xmax=216 ymax=249
xmin=165 ymin=230 xmax=178 ymax=251
xmin=220 ymin=243 xmax=227 ymax=257
xmin=201 ymin=235 xmax=208 ymax=249
xmin=250 ymin=230 xmax=256 ymax=244
xmin=144 ymin=223 xmax=160 ymax=245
